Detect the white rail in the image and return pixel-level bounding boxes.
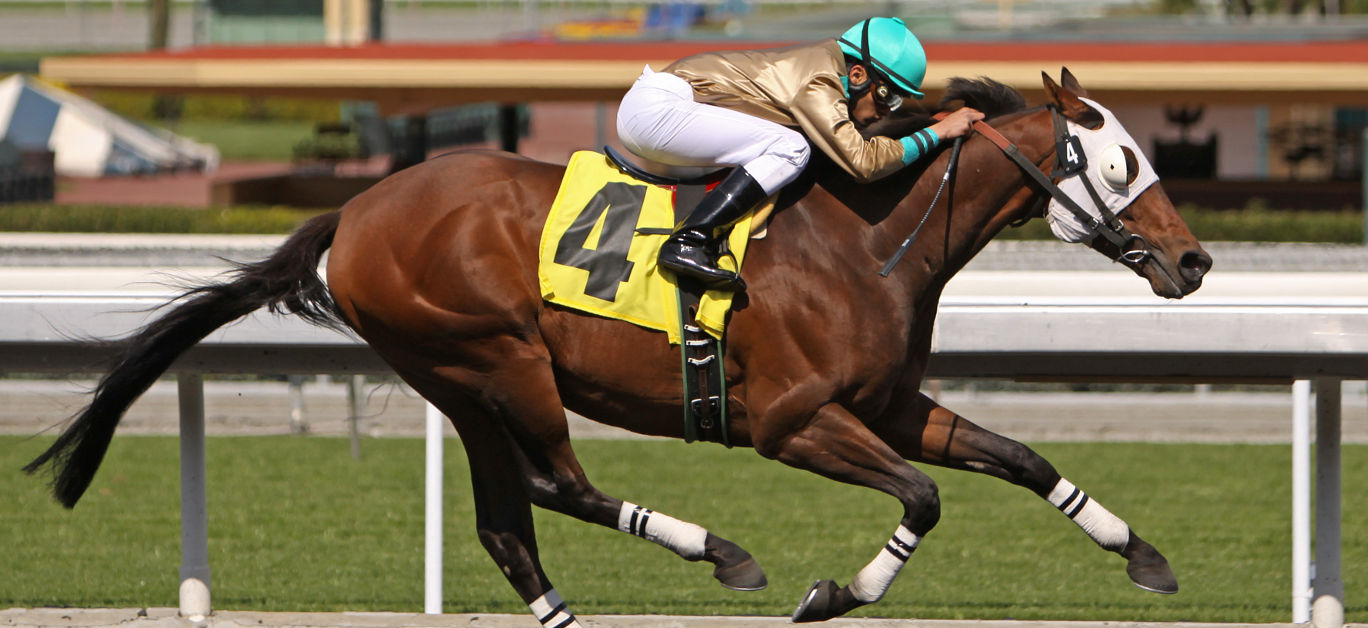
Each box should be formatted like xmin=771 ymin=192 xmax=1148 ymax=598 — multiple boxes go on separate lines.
xmin=2 ymin=292 xmax=1362 ymax=627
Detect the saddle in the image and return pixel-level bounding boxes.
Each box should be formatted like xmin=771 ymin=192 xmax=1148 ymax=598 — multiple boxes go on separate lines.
xmin=602 ymin=145 xmax=725 ymax=187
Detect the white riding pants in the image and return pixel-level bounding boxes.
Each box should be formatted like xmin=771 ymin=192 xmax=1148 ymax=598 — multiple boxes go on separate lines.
xmin=616 ymin=66 xmax=810 ymax=195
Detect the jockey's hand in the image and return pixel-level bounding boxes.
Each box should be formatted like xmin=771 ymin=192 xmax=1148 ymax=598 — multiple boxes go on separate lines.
xmin=930 ymin=107 xmax=985 ymax=141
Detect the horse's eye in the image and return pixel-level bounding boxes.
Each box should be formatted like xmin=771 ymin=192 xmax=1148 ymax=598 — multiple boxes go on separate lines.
xmin=1097 ymin=144 xmax=1139 ymax=192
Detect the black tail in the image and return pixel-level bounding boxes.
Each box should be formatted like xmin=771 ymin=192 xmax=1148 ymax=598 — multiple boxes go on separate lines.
xmin=23 ymin=211 xmax=346 ymax=508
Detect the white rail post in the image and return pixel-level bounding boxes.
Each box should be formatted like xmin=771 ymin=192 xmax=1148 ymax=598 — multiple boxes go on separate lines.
xmin=348 ymin=374 xmax=365 ymax=460
xmin=1292 ymin=380 xmax=1311 ymax=623
xmin=177 ymin=372 xmax=211 ymax=621
xmin=1311 ymin=378 xmax=1343 ymax=628
xmin=424 ymin=402 xmax=445 ymax=614
xmin=288 ymin=375 xmax=308 ymax=434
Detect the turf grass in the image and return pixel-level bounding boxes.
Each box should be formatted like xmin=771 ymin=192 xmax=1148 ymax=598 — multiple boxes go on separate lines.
xmin=2 ymin=436 xmax=1363 ymax=622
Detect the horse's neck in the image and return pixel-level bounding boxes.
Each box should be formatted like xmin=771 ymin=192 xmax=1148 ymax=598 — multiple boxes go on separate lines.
xmin=771 ymin=109 xmax=1054 ymax=291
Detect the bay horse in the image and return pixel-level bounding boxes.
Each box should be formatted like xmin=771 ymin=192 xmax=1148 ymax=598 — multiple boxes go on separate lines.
xmin=27 ymin=69 xmax=1211 ymax=624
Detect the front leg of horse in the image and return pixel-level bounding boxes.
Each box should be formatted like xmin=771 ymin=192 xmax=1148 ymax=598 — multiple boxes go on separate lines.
xmin=754 ymin=402 xmax=940 ymax=622
xmin=876 ymin=392 xmax=1178 ymax=595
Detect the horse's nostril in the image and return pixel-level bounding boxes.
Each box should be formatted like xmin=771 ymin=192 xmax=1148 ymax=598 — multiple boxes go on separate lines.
xmin=1180 ymin=250 xmax=1212 ymax=281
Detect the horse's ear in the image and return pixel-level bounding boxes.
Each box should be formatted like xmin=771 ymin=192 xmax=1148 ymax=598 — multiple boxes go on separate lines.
xmin=1042 ymin=69 xmax=1103 ymax=129
xmin=1060 ymin=67 xmax=1088 ymax=98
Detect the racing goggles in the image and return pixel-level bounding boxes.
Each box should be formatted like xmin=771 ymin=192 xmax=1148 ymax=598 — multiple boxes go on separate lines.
xmin=872 ymin=77 xmax=909 ymax=112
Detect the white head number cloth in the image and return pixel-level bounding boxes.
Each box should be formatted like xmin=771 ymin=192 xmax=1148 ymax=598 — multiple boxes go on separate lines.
xmin=1045 ymin=98 xmax=1160 ymax=243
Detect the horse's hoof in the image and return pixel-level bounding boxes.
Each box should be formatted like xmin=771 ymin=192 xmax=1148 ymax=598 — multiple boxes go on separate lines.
xmin=1123 ymin=533 xmax=1179 ymax=594
xmin=703 ymin=534 xmax=766 ymax=591
xmin=792 ymin=580 xmax=840 ymax=623
xmin=791 ymin=579 xmax=862 ymax=623
xmin=714 ymin=555 xmax=767 ymax=591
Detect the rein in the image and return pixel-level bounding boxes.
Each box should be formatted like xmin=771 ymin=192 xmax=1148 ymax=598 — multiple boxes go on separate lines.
xmin=878 ymin=137 xmax=962 ymax=277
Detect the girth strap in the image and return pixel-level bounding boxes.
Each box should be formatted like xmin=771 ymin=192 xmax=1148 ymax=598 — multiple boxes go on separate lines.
xmin=675 ymin=284 xmax=730 ymax=447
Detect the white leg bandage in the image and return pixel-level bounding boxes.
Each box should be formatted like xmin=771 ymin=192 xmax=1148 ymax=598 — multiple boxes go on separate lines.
xmin=1048 ymin=478 xmax=1130 ymax=552
xmin=618 ymin=501 xmax=708 ymax=560
xmin=529 ymin=589 xmax=582 ymax=628
xmin=849 ymin=525 xmax=920 ymax=603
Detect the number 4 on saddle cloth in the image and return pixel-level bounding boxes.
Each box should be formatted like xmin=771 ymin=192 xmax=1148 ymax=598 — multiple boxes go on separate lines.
xmin=538 ymin=149 xmax=772 ymax=343
xmin=537 ymin=149 xmax=773 ymax=445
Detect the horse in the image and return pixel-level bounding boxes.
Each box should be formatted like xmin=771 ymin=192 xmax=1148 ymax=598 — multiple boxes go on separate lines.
xmin=26 ymin=69 xmax=1211 ymax=625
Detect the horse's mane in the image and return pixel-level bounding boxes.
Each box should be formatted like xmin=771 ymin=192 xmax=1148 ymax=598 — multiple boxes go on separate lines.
xmin=859 ymin=76 xmax=1028 ymax=141
xmin=943 ymin=76 xmax=1029 ymax=117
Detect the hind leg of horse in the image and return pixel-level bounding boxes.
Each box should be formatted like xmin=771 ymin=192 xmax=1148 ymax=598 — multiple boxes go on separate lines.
xmin=754 ymin=402 xmax=941 ymax=622
xmin=404 ymin=388 xmax=577 ymax=628
xmin=401 ymin=376 xmax=586 ymax=628
xmin=510 ymin=426 xmax=768 ymax=593
xmin=418 ymin=348 xmax=766 ymax=593
xmin=874 ymin=392 xmax=1177 ymax=595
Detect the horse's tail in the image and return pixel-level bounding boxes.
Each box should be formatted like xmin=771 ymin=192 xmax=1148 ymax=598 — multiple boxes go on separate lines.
xmin=23 ymin=211 xmax=347 ymax=508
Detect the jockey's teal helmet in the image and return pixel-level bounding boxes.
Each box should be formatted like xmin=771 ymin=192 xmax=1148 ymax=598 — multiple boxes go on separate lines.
xmin=837 ymin=17 xmax=926 ymax=99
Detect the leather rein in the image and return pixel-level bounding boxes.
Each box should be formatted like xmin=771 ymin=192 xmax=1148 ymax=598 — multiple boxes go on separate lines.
xmin=879 ymin=106 xmax=1152 ymax=277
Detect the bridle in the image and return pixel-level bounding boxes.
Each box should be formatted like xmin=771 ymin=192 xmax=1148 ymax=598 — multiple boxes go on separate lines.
xmin=879 ymin=106 xmax=1153 ymax=277
xmin=975 ymin=106 xmax=1152 ymax=263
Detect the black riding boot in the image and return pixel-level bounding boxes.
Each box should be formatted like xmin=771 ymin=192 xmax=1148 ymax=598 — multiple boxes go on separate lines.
xmin=657 ymin=168 xmax=768 ymax=290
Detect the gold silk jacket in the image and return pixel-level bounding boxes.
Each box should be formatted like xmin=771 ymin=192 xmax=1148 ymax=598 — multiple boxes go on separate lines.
xmin=664 ymin=39 xmax=907 ymax=183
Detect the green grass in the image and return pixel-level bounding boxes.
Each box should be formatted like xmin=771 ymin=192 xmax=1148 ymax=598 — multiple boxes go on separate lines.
xmin=3 ymin=436 xmax=1364 ymax=621
xmin=170 ymin=119 xmax=320 ymax=162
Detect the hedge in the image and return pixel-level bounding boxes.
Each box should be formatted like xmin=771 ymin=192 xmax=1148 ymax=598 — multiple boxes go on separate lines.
xmin=0 ymin=203 xmax=1361 ymax=241
xmin=0 ymin=204 xmax=326 ymax=234
xmin=944 ymin=204 xmax=1363 ymax=244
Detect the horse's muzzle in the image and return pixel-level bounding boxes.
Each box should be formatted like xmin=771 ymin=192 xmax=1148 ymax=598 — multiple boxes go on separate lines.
xmin=1146 ymin=247 xmax=1211 ymax=298
xmin=1178 ymin=249 xmax=1213 ymax=288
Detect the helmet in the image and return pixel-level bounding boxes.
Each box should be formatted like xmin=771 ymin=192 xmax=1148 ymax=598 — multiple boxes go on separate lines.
xmin=837 ymin=17 xmax=926 ymax=99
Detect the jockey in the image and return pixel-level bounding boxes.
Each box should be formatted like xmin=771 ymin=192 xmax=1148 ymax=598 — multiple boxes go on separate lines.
xmin=617 ymin=16 xmax=984 ymax=290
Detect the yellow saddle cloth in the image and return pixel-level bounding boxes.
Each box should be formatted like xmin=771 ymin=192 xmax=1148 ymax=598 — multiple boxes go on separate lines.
xmin=538 ymin=150 xmax=756 ymax=344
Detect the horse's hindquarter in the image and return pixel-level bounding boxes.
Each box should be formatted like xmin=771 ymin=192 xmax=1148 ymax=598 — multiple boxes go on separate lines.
xmin=329 ymin=152 xmax=552 ymax=343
